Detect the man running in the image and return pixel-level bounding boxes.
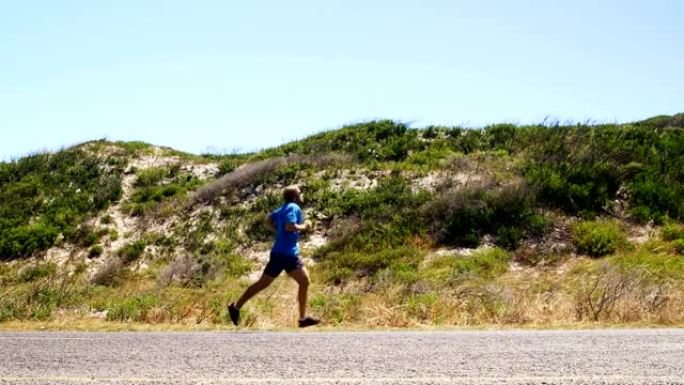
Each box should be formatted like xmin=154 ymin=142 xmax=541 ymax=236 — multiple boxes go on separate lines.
xmin=228 ymin=185 xmax=320 ymax=328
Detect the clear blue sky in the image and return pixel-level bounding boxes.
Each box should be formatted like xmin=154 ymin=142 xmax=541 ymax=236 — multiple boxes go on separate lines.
xmin=1 ymin=0 xmax=682 ymax=160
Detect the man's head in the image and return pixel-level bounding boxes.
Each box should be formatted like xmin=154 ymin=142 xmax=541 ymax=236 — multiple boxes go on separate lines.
xmin=283 ymin=185 xmax=302 ymax=204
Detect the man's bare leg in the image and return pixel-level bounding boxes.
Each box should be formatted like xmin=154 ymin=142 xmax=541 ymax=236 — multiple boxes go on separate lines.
xmin=235 ymin=274 xmax=275 ymax=309
xmin=229 ymin=274 xmax=275 ymax=326
xmin=288 ymin=267 xmax=313 ymax=321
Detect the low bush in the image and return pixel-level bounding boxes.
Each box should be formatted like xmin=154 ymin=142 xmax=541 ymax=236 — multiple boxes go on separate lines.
xmin=158 ymin=239 xmax=250 ymax=288
xmin=572 ymin=219 xmax=628 ymax=257
xmin=106 ymin=293 xmax=160 ymax=322
xmin=72 ymin=224 xmax=103 ymax=247
xmin=672 ymin=239 xmax=684 ymax=254
xmin=309 ymin=293 xmax=362 ymax=324
xmin=317 ymin=246 xmax=423 ymax=283
xmin=134 ymin=167 xmax=166 ymax=187
xmin=610 ymin=248 xmax=684 ymax=278
xmin=90 ymin=257 xmax=125 ymax=286
xmin=181 ymin=211 xmax=215 ymax=252
xmin=422 ymin=180 xmax=539 ymax=249
xmin=216 ymin=158 xmax=242 ymax=176
xmin=0 ymin=223 xmax=59 ymax=259
xmin=404 ymin=146 xmax=455 ymax=169
xmin=88 ymin=245 xmax=104 ymax=259
xmin=262 ymin=120 xmax=424 ymax=162
xmin=313 ymin=176 xmax=430 ymax=256
xmin=18 ymin=262 xmax=57 ymax=282
xmin=127 ymin=165 xmax=203 ymax=216
xmin=526 ymin=162 xmax=620 ymax=216
xmin=629 ymin=174 xmax=683 ymax=222
xmin=0 ymin=264 xmax=85 ymax=322
xmin=423 ymin=248 xmax=510 ymax=284
xmin=662 ymin=223 xmax=684 ymax=241
xmin=117 ymin=240 xmax=147 ymax=263
xmin=0 ymin=149 xmax=123 ymax=259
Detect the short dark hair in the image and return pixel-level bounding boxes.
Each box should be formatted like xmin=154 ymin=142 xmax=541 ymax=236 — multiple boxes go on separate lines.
xmin=283 ymin=185 xmax=300 ymax=202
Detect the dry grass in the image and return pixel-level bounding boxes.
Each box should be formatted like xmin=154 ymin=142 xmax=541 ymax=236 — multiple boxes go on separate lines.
xmin=4 ymin=243 xmax=684 ymax=331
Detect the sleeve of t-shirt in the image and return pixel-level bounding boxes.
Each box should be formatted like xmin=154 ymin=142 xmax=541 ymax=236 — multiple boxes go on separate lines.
xmin=284 ymin=205 xmax=298 ymax=224
xmin=297 ymin=206 xmax=304 ymax=224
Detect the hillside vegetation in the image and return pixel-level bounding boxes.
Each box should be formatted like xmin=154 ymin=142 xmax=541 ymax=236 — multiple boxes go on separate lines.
xmin=0 ymin=114 xmax=683 ymax=329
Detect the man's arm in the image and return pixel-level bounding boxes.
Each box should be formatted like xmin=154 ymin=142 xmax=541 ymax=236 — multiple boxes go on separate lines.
xmin=283 ymin=205 xmax=310 ymax=233
xmin=284 ymin=222 xmax=310 ymax=233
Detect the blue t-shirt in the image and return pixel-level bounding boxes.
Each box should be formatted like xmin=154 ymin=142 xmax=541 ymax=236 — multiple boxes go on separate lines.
xmin=269 ymin=202 xmax=303 ymax=256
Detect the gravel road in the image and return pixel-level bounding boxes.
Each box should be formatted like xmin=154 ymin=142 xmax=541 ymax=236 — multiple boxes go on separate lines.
xmin=0 ymin=329 xmax=683 ymax=384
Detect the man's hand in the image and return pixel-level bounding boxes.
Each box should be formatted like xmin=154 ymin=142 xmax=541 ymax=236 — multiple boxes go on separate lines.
xmin=284 ymin=221 xmax=313 ymax=233
xmin=302 ymin=220 xmax=314 ymax=233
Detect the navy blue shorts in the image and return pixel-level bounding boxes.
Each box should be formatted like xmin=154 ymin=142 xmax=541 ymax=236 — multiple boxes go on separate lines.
xmin=263 ymin=252 xmax=304 ymax=277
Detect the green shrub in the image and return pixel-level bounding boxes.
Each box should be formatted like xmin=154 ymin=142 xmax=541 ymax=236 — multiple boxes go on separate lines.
xmin=313 ymin=176 xmax=429 ymax=256
xmin=0 ymin=149 xmax=123 ymax=259
xmin=405 ymin=292 xmax=440 ymax=321
xmin=520 ymin=123 xmax=683 ymax=221
xmin=88 ymin=245 xmax=104 ymax=259
xmin=73 ymin=225 xmax=102 ymax=247
xmin=134 ymin=167 xmax=166 ymax=187
xmin=526 ymin=162 xmax=620 ymax=215
xmin=106 ymin=294 xmax=159 ymax=322
xmin=629 ymin=174 xmax=683 ymax=222
xmin=671 ymin=239 xmax=684 ymax=255
xmin=572 ymin=220 xmax=628 ymax=257
xmin=483 ymin=123 xmax=517 ymax=152
xmin=309 ymin=293 xmax=362 ymax=324
xmin=0 ymin=223 xmax=59 ymax=259
xmin=422 ymin=182 xmax=538 ymax=249
xmin=260 ymin=120 xmax=425 ymax=162
xmin=172 ymin=239 xmax=252 ymax=286
xmin=0 ymin=301 xmax=20 ymax=322
xmin=318 ymin=175 xmax=427 ymax=220
xmin=662 ymin=223 xmax=684 ymax=241
xmin=182 ymin=212 xmax=215 ymax=252
xmin=115 ymin=141 xmax=153 ymax=155
xmin=318 ymin=246 xmax=423 ymax=283
xmin=496 ymin=226 xmax=524 ymax=250
xmin=217 ymin=158 xmax=240 ymax=176
xmin=127 ymin=165 xmax=203 ymax=216
xmin=118 ymin=240 xmax=147 ymax=263
xmin=449 ymin=247 xmax=510 ymax=278
xmin=424 ymin=247 xmax=510 ymax=284
xmin=220 ymin=252 xmax=252 ymax=278
xmin=610 ymin=249 xmax=684 ymax=278
xmin=18 ymin=262 xmax=57 ymax=282
xmin=404 ymin=146 xmax=455 ymax=168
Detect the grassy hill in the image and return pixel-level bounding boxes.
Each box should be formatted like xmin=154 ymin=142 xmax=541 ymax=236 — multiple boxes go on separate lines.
xmin=0 ymin=114 xmax=683 ymax=329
